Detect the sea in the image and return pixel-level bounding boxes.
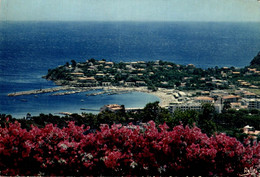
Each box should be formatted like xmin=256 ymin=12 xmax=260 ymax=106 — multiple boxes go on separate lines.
xmin=1 ymin=21 xmax=260 ymax=118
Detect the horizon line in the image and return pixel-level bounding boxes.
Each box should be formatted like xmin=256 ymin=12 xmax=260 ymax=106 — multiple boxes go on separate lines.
xmin=1 ymin=20 xmax=260 ymax=23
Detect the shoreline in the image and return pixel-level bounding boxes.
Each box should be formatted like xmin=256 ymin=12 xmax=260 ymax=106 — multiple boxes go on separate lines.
xmin=7 ymin=85 xmax=173 ymax=108
xmin=102 ymin=86 xmax=173 ymax=107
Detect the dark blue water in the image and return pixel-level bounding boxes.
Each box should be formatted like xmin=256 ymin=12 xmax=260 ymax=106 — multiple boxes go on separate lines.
xmin=1 ymin=21 xmax=260 ymax=118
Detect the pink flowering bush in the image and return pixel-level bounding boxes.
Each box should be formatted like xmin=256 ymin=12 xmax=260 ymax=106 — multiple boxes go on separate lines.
xmin=0 ymin=119 xmax=259 ymax=176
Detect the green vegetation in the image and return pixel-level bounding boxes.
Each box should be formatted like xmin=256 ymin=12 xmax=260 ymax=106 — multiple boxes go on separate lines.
xmin=5 ymin=53 xmax=258 ymax=144
xmin=45 ymin=51 xmax=260 ymax=91
xmin=45 ymin=59 xmax=230 ymax=90
xmin=2 ymin=102 xmax=259 ymax=142
xmin=246 ymin=88 xmax=260 ymax=95
xmin=250 ymin=51 xmax=260 ymax=67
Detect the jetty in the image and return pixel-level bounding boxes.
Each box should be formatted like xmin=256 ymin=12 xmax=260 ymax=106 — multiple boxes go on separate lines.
xmin=80 ymin=108 xmax=100 ymax=111
xmin=7 ymin=86 xmax=71 ymax=97
xmin=51 ymin=90 xmax=81 ymax=96
xmin=86 ymin=91 xmax=108 ymax=96
xmin=51 ymin=87 xmax=95 ymax=96
xmin=86 ymin=90 xmax=132 ymax=96
xmin=7 ymin=86 xmax=104 ymax=97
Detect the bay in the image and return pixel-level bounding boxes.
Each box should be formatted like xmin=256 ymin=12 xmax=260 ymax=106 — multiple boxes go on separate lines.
xmin=1 ymin=21 xmax=260 ymax=118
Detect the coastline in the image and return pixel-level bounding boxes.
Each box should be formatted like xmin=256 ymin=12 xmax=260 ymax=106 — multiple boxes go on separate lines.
xmin=103 ymin=86 xmax=173 ymax=107
xmin=7 ymin=86 xmax=172 ymax=108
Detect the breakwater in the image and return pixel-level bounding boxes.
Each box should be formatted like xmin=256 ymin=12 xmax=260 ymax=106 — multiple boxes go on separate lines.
xmin=7 ymin=86 xmax=72 ymax=97
xmin=51 ymin=88 xmax=93 ymax=96
xmin=7 ymin=86 xmax=105 ymax=97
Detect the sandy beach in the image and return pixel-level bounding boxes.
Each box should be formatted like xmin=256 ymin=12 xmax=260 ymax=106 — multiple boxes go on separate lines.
xmin=103 ymin=86 xmax=174 ymax=107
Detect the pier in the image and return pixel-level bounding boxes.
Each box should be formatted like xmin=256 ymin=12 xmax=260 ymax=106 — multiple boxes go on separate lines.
xmin=80 ymin=108 xmax=100 ymax=111
xmin=8 ymin=86 xmax=104 ymax=97
xmin=7 ymin=86 xmax=71 ymax=97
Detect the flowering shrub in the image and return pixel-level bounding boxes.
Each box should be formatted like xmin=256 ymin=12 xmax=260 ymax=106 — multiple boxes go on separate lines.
xmin=0 ymin=119 xmax=259 ymax=176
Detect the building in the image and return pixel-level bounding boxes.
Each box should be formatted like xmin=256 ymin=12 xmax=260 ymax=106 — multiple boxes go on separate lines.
xmin=210 ymin=90 xmax=228 ymax=97
xmin=96 ymin=73 xmax=105 ymax=77
xmin=125 ymin=107 xmax=143 ymax=113
xmin=201 ymin=91 xmax=210 ymax=95
xmin=130 ymin=62 xmax=138 ymax=66
xmin=243 ymin=125 xmax=260 ymax=140
xmin=230 ymin=102 xmax=247 ymax=110
xmin=135 ymin=81 xmax=146 ymax=86
xmin=245 ymin=99 xmax=260 ymax=109
xmin=222 ymin=67 xmax=229 ymax=70
xmin=100 ymin=104 xmax=124 ymax=113
xmin=187 ymin=64 xmax=195 ymax=68
xmin=78 ymin=77 xmax=96 ymax=83
xmin=194 ymin=96 xmax=214 ymax=103
xmin=105 ymin=62 xmax=114 ymax=66
xmin=125 ymin=82 xmax=135 ymax=87
xmin=98 ymin=60 xmax=106 ymax=64
xmin=178 ymin=91 xmax=186 ymax=97
xmin=232 ymin=71 xmax=240 ymax=75
xmin=214 ymin=103 xmax=222 ymax=113
xmin=168 ymin=102 xmax=202 ymax=113
xmin=102 ymin=82 xmax=112 ymax=87
xmin=243 ymin=92 xmax=257 ymax=99
xmin=222 ymin=95 xmax=241 ymax=103
xmin=70 ymin=72 xmax=84 ymax=77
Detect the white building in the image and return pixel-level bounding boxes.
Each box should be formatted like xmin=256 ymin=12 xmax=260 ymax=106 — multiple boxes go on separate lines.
xmin=168 ymin=102 xmax=202 ymax=113
xmin=194 ymin=96 xmax=214 ymax=103
xmin=245 ymin=99 xmax=260 ymax=109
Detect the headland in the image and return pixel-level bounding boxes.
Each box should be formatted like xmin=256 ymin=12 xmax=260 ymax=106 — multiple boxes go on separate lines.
xmin=7 ymin=54 xmax=260 ymax=111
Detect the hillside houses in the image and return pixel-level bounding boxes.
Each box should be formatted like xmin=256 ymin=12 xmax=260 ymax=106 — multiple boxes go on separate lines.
xmin=45 ymin=58 xmax=260 ymax=113
xmin=46 ymin=59 xmax=259 ymax=97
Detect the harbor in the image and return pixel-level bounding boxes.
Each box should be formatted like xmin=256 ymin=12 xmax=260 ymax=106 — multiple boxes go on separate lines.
xmin=6 ymin=85 xmax=172 ymax=108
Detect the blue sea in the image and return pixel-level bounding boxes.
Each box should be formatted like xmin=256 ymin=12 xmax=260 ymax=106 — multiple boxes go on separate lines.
xmin=1 ymin=21 xmax=260 ymax=118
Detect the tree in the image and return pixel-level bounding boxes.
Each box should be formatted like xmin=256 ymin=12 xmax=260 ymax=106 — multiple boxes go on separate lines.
xmin=89 ymin=58 xmax=96 ymax=63
xmin=118 ymin=105 xmax=126 ymax=118
xmin=223 ymin=101 xmax=231 ymax=112
xmin=250 ymin=51 xmax=260 ymax=66
xmin=198 ymin=103 xmax=216 ymax=135
xmin=171 ymin=109 xmax=199 ymax=127
xmin=71 ymin=60 xmax=77 ymax=68
xmin=142 ymin=102 xmax=170 ymax=123
xmin=175 ymin=81 xmax=181 ymax=87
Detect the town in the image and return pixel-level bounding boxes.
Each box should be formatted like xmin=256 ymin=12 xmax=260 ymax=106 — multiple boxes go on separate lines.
xmin=44 ymin=53 xmax=260 ymax=114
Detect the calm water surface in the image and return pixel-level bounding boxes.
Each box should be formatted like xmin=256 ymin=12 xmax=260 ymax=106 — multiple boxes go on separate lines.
xmin=1 ymin=22 xmax=260 ymax=118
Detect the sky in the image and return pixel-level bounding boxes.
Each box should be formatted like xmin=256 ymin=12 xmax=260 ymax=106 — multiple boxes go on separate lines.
xmin=0 ymin=0 xmax=260 ymax=22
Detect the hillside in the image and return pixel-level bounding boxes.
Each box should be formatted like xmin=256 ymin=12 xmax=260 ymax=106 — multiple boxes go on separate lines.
xmin=250 ymin=51 xmax=260 ymax=67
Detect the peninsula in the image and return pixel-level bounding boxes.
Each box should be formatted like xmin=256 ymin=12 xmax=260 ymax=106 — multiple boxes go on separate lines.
xmin=8 ymin=52 xmax=260 ymax=111
xmin=45 ymin=56 xmax=260 ymax=92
